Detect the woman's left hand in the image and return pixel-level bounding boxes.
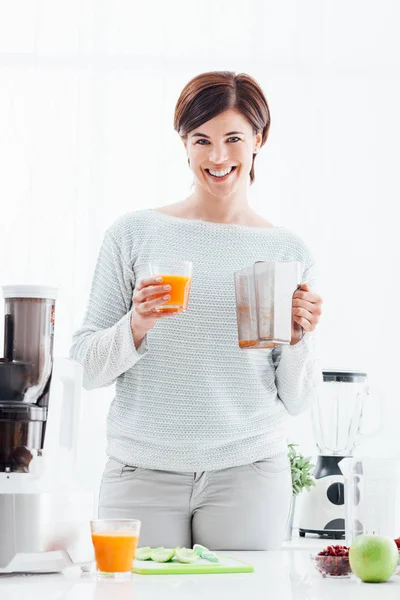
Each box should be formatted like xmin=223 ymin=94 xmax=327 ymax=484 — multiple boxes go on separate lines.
xmin=291 ymin=283 xmax=323 ymax=345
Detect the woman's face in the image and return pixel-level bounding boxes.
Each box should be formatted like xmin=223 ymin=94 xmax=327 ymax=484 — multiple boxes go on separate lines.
xmin=183 ymin=109 xmax=262 ymax=198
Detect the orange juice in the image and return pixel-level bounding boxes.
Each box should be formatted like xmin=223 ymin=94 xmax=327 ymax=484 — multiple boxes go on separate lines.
xmin=91 ymin=531 xmax=139 ymax=573
xmin=239 ymin=339 xmax=278 ymax=349
xmin=156 ymin=274 xmax=192 ymax=311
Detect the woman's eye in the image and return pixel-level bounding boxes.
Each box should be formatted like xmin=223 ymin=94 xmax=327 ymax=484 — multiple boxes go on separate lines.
xmin=195 ymin=137 xmax=241 ymax=145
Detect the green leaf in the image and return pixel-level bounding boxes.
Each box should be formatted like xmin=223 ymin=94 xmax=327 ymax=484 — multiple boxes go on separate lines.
xmin=287 ymin=442 xmax=316 ymax=494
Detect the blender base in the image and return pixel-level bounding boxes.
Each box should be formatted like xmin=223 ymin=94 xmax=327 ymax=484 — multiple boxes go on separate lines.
xmin=298 ymin=455 xmax=347 ymax=541
xmin=298 ymin=527 xmax=345 ymax=540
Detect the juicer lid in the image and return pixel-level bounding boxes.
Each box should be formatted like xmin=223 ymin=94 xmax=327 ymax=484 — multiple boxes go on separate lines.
xmin=2 ymin=285 xmax=58 ymax=300
xmin=323 ymin=370 xmax=367 ymax=382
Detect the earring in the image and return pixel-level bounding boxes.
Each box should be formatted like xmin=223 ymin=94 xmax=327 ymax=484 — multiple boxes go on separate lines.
xmin=187 ymin=158 xmax=191 ymax=167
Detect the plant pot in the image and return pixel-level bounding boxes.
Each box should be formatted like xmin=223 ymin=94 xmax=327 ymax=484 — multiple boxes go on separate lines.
xmin=285 ymin=494 xmax=297 ymax=541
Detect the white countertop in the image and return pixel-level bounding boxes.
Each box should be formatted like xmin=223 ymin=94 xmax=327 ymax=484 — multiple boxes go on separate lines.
xmin=1 ymin=533 xmax=399 ymax=600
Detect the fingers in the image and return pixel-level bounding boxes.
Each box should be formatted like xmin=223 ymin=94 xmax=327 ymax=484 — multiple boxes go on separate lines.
xmin=135 ymin=294 xmax=171 ymax=314
xmin=135 ymin=277 xmax=169 ymax=294
xmin=133 ymin=276 xmax=172 ymax=305
xmin=293 ymin=306 xmax=311 ymax=320
xmin=134 ymin=284 xmax=171 ymax=304
xmin=135 ymin=276 xmax=164 ymax=291
xmin=293 ymin=285 xmax=323 ymax=334
xmin=299 ymin=283 xmax=310 ymax=292
xmin=292 ymin=298 xmax=322 ymax=316
xmin=293 ymin=304 xmax=321 ymax=331
xmin=293 ymin=288 xmax=323 ymax=305
xmin=292 ymin=298 xmax=314 ymax=311
xmin=132 ymin=277 xmax=183 ymax=322
xmin=293 ymin=284 xmax=323 ymax=333
xmin=293 ymin=314 xmax=313 ymax=332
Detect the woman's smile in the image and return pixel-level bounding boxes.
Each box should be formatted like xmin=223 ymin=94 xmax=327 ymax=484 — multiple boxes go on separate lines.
xmin=204 ymin=166 xmax=237 ymax=182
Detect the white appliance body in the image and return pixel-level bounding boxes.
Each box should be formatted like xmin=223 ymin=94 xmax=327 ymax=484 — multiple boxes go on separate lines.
xmin=0 ymin=487 xmax=94 ymax=573
xmin=299 ymin=472 xmax=346 ymax=538
xmin=0 ymin=357 xmax=95 ymax=573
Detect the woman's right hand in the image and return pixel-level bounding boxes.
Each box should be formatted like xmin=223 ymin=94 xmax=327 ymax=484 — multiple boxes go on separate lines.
xmin=130 ymin=277 xmax=180 ymax=348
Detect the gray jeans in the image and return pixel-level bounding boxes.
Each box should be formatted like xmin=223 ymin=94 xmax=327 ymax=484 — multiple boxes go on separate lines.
xmin=98 ymin=453 xmax=292 ymax=551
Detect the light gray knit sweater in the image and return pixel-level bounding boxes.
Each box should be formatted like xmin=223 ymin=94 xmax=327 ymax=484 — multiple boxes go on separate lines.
xmin=70 ymin=209 xmax=322 ymax=471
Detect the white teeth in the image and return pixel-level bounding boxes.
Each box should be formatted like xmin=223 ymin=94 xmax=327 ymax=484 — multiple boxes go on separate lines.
xmin=208 ymin=167 xmax=233 ymax=177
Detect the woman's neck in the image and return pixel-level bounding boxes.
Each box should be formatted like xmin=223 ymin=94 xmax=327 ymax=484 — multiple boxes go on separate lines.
xmin=183 ymin=187 xmax=254 ymax=225
xmin=155 ymin=185 xmax=274 ymax=228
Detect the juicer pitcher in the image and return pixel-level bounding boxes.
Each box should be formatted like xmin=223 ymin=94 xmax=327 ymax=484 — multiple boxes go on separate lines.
xmin=234 ymin=261 xmax=301 ymax=349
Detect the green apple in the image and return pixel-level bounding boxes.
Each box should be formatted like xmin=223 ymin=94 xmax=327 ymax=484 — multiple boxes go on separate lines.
xmin=349 ymin=534 xmax=398 ymax=583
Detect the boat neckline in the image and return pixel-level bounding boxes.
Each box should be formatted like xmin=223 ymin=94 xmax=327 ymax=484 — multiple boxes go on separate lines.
xmin=150 ymin=209 xmax=284 ymax=231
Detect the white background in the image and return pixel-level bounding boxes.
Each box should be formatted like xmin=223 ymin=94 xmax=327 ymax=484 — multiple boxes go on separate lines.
xmin=1 ymin=0 xmax=400 ymax=521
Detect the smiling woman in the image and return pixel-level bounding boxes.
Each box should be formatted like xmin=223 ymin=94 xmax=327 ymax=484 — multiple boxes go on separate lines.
xmin=70 ymin=70 xmax=323 ymax=553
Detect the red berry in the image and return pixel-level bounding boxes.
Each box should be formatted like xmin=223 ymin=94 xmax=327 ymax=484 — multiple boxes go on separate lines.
xmin=316 ymin=544 xmax=351 ymax=576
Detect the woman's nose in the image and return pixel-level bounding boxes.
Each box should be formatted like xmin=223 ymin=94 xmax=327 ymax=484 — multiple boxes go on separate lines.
xmin=208 ymin=143 xmax=229 ymax=165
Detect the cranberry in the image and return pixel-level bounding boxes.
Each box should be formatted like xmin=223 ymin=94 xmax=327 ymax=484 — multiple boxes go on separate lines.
xmin=315 ymin=544 xmax=351 ymax=577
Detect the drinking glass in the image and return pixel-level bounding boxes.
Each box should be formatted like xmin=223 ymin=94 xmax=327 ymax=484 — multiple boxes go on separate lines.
xmin=149 ymin=259 xmax=193 ymax=312
xmin=90 ymin=519 xmax=141 ymax=580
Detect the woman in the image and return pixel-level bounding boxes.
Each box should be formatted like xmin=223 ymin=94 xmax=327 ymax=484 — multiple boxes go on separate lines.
xmin=70 ymin=71 xmax=323 ymax=551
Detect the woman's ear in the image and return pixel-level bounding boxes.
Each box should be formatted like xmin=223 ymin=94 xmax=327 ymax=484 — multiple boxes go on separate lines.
xmin=254 ymin=130 xmax=263 ymax=153
xmin=181 ymin=136 xmax=190 ymax=166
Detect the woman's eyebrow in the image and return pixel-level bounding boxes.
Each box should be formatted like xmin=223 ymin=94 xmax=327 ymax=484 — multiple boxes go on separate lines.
xmin=191 ymin=131 xmax=245 ymax=138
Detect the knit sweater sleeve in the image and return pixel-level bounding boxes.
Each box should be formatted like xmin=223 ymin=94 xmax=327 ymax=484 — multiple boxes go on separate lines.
xmin=272 ymin=257 xmax=323 ymax=416
xmin=69 ymin=226 xmax=148 ymax=391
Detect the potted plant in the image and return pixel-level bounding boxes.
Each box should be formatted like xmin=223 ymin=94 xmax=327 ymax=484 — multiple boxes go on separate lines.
xmin=285 ymin=443 xmax=316 ymax=541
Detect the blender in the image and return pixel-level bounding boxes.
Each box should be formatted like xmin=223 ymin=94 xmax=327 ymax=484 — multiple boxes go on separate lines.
xmin=298 ymin=370 xmax=376 ymax=539
xmin=0 ymin=285 xmax=94 ymax=573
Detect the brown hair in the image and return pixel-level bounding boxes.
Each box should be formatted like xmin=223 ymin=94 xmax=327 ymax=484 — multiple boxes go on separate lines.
xmin=174 ymin=71 xmax=271 ymax=184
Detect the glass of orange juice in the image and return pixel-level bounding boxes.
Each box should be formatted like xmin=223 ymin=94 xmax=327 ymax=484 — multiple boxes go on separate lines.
xmin=90 ymin=519 xmax=141 ymax=579
xmin=149 ymin=259 xmax=193 ymax=313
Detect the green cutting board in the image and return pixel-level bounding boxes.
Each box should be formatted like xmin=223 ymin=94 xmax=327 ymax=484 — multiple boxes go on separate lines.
xmin=133 ymin=554 xmax=254 ymax=575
